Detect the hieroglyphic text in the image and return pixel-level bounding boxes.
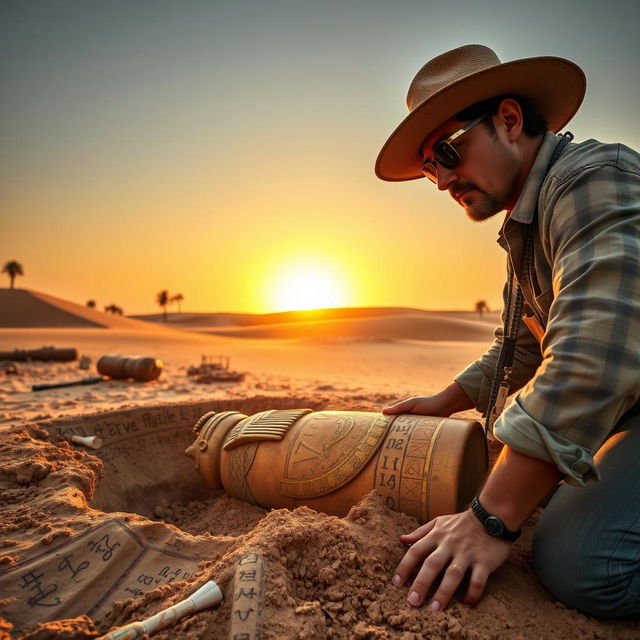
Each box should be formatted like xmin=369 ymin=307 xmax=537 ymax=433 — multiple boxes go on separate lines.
xmin=373 ymin=415 xmax=442 ymax=522
xmin=19 ymin=570 xmax=61 ymax=608
xmin=87 ymin=534 xmax=121 ymax=562
xmin=57 ymin=554 xmax=90 ymax=583
xmin=0 ymin=518 xmax=205 ymax=632
xmin=229 ymin=553 xmax=264 ymax=640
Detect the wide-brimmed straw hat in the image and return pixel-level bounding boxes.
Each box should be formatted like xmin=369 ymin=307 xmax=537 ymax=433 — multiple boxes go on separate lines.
xmin=375 ymin=44 xmax=586 ymax=182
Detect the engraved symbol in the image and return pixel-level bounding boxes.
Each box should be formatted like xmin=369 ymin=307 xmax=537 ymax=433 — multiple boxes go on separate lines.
xmin=379 ymin=472 xmax=396 ymax=489
xmin=293 ymin=417 xmax=354 ymax=466
xmin=406 ymin=438 xmax=429 ymax=457
xmin=404 ymin=460 xmax=420 ymax=477
xmin=401 ymin=478 xmax=421 ymax=501
xmin=87 ymin=534 xmax=121 ymax=561
xmin=58 ymin=554 xmax=90 ymax=583
xmin=234 ymin=608 xmax=255 ymax=621
xmin=19 ymin=571 xmax=61 ymax=607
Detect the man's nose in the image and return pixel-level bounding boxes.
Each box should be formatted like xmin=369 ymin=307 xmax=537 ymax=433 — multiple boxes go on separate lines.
xmin=436 ymin=165 xmax=457 ymax=191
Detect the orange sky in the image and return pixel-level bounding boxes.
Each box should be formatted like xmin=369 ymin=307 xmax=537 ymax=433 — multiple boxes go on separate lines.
xmin=2 ymin=2 xmax=638 ymax=314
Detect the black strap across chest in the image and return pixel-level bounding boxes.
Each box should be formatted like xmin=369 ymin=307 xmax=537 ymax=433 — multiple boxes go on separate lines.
xmin=483 ymin=132 xmax=573 ymax=436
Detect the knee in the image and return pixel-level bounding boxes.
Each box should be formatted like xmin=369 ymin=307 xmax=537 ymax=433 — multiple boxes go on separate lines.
xmin=533 ymin=512 xmax=640 ymax=617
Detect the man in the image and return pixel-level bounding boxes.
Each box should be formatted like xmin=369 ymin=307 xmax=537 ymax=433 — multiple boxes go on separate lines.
xmin=375 ymin=44 xmax=640 ymax=617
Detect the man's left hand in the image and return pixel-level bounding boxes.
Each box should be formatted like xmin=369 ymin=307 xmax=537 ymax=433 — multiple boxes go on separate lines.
xmin=392 ymin=509 xmax=512 ymax=611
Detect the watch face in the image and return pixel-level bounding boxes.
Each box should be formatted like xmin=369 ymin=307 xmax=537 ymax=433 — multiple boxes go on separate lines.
xmin=485 ymin=516 xmax=505 ymax=537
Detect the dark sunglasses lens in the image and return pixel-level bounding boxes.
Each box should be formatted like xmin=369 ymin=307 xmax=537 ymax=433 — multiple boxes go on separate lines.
xmin=434 ymin=142 xmax=460 ymax=169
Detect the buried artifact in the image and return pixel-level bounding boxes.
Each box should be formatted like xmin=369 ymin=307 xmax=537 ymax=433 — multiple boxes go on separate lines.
xmin=97 ymin=355 xmax=163 ymax=382
xmin=186 ymin=408 xmax=488 ymax=523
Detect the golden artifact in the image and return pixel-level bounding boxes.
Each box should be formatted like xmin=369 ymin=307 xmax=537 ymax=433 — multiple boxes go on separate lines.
xmin=185 ymin=409 xmax=487 ymax=523
xmin=97 ymin=355 xmax=163 ymax=382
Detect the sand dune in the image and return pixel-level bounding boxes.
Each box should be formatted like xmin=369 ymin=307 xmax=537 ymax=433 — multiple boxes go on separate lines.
xmin=134 ymin=307 xmax=500 ymax=343
xmin=2 ymin=289 xmax=498 ymax=343
xmin=195 ymin=313 xmax=496 ymax=342
xmin=134 ymin=306 xmax=500 ymax=328
xmin=0 ymin=289 xmax=155 ymax=330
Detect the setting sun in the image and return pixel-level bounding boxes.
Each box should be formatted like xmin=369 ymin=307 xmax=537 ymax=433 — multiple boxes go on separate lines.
xmin=269 ymin=262 xmax=347 ymax=312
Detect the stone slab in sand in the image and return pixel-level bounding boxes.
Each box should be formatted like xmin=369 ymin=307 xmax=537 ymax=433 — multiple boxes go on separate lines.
xmin=0 ymin=297 xmax=638 ymax=639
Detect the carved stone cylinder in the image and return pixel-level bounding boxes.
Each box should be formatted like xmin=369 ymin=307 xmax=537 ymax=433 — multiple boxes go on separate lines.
xmin=185 ymin=409 xmax=487 ymax=523
xmin=97 ymin=355 xmax=163 ymax=382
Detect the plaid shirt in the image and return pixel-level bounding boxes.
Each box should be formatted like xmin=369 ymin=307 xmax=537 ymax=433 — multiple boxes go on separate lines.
xmin=455 ymin=131 xmax=640 ymax=486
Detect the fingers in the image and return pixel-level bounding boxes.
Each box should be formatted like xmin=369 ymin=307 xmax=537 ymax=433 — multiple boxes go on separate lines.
xmin=400 ymin=557 xmax=492 ymax=610
xmin=404 ymin=551 xmax=454 ymax=609
xmin=426 ymin=560 xmax=468 ymax=611
xmin=392 ymin=528 xmax=437 ymax=587
xmin=463 ymin=564 xmax=490 ymax=606
xmin=399 ymin=520 xmax=435 ymax=543
xmin=382 ymin=397 xmax=418 ymax=415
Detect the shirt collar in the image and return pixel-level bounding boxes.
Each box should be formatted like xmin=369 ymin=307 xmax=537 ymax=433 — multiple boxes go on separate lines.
xmin=508 ymin=131 xmax=558 ymax=224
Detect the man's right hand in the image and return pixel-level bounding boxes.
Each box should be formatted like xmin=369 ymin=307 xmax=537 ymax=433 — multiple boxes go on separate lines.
xmin=382 ymin=382 xmax=474 ymax=417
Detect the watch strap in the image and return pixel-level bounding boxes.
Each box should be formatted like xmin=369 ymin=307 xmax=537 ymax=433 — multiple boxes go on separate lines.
xmin=471 ymin=496 xmax=521 ymax=542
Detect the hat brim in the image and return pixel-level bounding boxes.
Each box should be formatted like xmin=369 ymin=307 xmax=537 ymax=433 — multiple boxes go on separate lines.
xmin=375 ymin=56 xmax=586 ymax=182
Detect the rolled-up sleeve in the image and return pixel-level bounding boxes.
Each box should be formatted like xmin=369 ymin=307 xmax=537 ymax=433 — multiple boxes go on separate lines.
xmin=495 ymin=159 xmax=640 ymax=485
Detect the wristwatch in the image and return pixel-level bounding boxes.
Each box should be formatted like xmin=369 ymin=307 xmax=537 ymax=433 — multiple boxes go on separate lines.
xmin=470 ymin=496 xmax=521 ymax=542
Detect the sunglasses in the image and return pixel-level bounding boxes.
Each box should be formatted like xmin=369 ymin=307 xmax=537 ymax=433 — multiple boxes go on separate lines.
xmin=420 ymin=114 xmax=486 ymax=183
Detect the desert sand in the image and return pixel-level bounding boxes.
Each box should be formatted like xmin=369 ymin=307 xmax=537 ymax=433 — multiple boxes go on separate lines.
xmin=1 ymin=289 xmax=638 ymax=640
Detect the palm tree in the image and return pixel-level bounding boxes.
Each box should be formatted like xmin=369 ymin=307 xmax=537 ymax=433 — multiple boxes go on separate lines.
xmin=156 ymin=290 xmax=170 ymax=322
xmin=171 ymin=293 xmax=184 ymax=313
xmin=474 ymin=300 xmax=490 ymax=316
xmin=86 ymin=299 xmax=96 ymax=308
xmin=106 ymin=304 xmax=123 ymax=315
xmin=2 ymin=260 xmax=24 ymax=289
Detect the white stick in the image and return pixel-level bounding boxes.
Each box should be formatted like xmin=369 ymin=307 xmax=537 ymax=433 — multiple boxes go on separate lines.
xmin=99 ymin=581 xmax=223 ymax=640
xmin=70 ymin=434 xmax=103 ymax=449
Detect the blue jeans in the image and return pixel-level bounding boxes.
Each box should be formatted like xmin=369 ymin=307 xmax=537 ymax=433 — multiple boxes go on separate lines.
xmin=533 ymin=415 xmax=640 ymax=617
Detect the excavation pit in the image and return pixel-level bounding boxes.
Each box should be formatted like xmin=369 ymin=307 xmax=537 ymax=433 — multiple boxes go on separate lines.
xmin=0 ymin=396 xmax=321 ymax=636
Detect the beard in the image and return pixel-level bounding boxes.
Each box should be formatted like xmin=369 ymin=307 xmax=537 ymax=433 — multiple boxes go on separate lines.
xmin=450 ymin=181 xmax=503 ymax=222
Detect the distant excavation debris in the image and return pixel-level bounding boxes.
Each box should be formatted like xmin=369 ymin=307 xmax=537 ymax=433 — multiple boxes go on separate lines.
xmin=0 ymin=346 xmax=78 ymax=362
xmin=32 ymin=376 xmax=105 ymax=392
xmin=0 ymin=360 xmax=20 ymax=375
xmin=32 ymin=354 xmax=163 ymax=391
xmin=187 ymin=355 xmax=245 ymax=383
xmin=97 ymin=355 xmax=163 ymax=382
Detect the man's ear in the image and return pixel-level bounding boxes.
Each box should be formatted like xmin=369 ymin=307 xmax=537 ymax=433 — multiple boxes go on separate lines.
xmin=497 ymin=98 xmax=523 ymax=141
